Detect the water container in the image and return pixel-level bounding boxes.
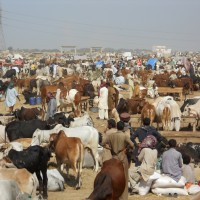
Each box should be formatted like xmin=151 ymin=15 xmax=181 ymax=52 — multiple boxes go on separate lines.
xmin=29 ymin=97 xmax=36 ymax=105
xmin=36 ymin=96 xmax=42 ymax=105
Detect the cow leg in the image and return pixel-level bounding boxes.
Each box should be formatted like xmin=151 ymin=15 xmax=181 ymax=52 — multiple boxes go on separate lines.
xmin=89 ymin=148 xmax=99 ymax=172
xmin=36 ymin=171 xmax=43 ymax=195
xmin=41 ymin=169 xmax=48 ymax=199
xmin=75 ymin=161 xmax=81 ymax=190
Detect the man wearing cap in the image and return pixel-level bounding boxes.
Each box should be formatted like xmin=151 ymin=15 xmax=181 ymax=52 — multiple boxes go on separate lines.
xmin=5 ymin=82 xmax=20 ymax=113
xmin=102 ymin=121 xmax=134 ymax=200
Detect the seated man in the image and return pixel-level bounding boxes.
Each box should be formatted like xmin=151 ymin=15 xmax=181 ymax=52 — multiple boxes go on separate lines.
xmin=161 ymin=139 xmax=183 ymax=182
xmin=182 ymin=154 xmax=195 ymax=184
xmin=129 ymin=135 xmax=159 ymax=195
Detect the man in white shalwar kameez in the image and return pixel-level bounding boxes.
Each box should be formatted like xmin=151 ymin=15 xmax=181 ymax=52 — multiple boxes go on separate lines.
xmin=98 ymin=84 xmax=108 ymax=120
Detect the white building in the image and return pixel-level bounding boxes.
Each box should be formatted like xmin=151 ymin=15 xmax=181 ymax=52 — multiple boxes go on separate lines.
xmin=152 ymin=46 xmax=172 ymax=57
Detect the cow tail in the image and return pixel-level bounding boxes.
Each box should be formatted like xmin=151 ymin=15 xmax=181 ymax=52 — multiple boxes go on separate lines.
xmin=4 ymin=124 xmax=8 ymax=145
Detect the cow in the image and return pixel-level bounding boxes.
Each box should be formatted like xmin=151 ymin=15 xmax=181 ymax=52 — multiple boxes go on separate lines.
xmin=87 ymin=158 xmax=125 ymax=200
xmin=7 ymin=145 xmax=51 ymax=199
xmin=5 ymin=119 xmax=51 ymax=141
xmin=40 ymin=85 xmax=58 ymax=111
xmin=0 ymin=124 xmax=10 ymax=143
xmin=164 ymin=96 xmax=181 ymax=131
xmin=13 ymin=106 xmax=45 ymax=121
xmin=49 ymin=130 xmax=84 ymax=189
xmin=119 ymin=98 xmax=146 ymax=115
xmin=0 ymin=180 xmax=21 ymax=200
xmin=180 ymin=96 xmax=200 ymax=112
xmin=31 ymin=125 xmax=100 ymax=171
xmin=0 ymin=168 xmax=38 ymax=197
xmin=154 ymin=96 xmax=181 ymax=131
xmin=153 ymin=98 xmax=171 ymax=131
xmin=2 ymin=69 xmax=16 ymax=78
xmin=60 ymin=88 xmax=82 ymax=117
xmin=141 ymin=102 xmax=156 ymax=126
xmin=69 ymin=112 xmax=94 ymax=127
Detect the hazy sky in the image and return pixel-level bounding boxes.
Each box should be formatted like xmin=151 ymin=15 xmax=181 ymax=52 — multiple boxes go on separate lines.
xmin=1 ymin=0 xmax=200 ymax=51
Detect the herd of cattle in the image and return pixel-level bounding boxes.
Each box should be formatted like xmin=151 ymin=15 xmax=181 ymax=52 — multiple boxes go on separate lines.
xmin=1 ymin=56 xmax=200 ymax=199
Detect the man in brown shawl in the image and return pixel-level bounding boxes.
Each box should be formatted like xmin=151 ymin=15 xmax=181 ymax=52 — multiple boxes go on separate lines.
xmin=107 ymin=82 xmax=118 ymax=118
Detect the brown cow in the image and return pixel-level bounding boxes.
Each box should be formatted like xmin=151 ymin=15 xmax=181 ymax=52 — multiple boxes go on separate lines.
xmin=141 ymin=102 xmax=156 ymax=126
xmin=60 ymin=88 xmax=82 ymax=117
xmin=126 ymin=98 xmax=146 ymax=115
xmin=49 ymin=130 xmax=84 ymax=189
xmin=40 ymin=85 xmax=58 ymax=111
xmin=87 ymin=158 xmax=125 ymax=200
xmin=13 ymin=106 xmax=45 ymax=121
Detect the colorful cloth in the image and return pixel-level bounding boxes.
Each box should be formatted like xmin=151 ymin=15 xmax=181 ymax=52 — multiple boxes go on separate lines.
xmin=138 ymin=135 xmax=157 ymax=154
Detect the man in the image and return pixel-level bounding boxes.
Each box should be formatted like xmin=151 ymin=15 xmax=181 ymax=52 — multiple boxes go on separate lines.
xmin=127 ymin=73 xmax=134 ymax=99
xmin=98 ymin=82 xmax=108 ymax=120
xmin=131 ymin=117 xmax=162 ymax=146
xmin=161 ymin=139 xmax=183 ymax=182
xmin=129 ymin=135 xmax=159 ymax=195
xmin=102 ymin=119 xmax=117 ymax=163
xmin=5 ymin=82 xmax=20 ymax=113
xmin=102 ymin=121 xmax=134 ymax=200
xmin=45 ymin=92 xmax=57 ymax=120
xmin=107 ymin=82 xmax=118 ymax=118
xmin=131 ymin=117 xmax=162 ymax=166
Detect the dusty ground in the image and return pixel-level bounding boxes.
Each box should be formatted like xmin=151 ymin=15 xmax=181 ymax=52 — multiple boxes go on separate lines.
xmin=1 ymin=89 xmax=200 ymax=200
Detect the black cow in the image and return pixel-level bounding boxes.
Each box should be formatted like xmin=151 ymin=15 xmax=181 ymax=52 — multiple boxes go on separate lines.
xmin=3 ymin=69 xmax=16 ymax=78
xmin=22 ymin=90 xmax=37 ymax=104
xmin=180 ymin=97 xmax=200 ymax=112
xmin=83 ymin=83 xmax=95 ymax=99
xmin=5 ymin=119 xmax=50 ymax=141
xmin=0 ymin=80 xmax=8 ymax=95
xmin=176 ymin=142 xmax=200 ymax=165
xmin=8 ymin=145 xmax=51 ymax=199
xmin=49 ymin=112 xmax=74 ymax=128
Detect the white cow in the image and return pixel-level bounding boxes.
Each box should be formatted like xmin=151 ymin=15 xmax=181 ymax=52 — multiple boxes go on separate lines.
xmin=0 ymin=168 xmax=38 ymax=197
xmin=31 ymin=124 xmax=63 ymax=145
xmin=182 ymin=99 xmax=200 ymax=118
xmin=0 ymin=125 xmax=10 ymax=144
xmin=153 ymin=96 xmax=181 ymax=131
xmin=31 ymin=125 xmax=100 ymax=171
xmin=0 ymin=180 xmax=21 ymax=200
xmin=69 ymin=113 xmax=94 ymax=127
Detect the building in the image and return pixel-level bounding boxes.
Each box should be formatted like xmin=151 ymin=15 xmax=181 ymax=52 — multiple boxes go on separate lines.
xmin=152 ymin=46 xmax=172 ymax=57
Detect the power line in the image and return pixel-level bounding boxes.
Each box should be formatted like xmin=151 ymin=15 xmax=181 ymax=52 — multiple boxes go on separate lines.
xmin=2 ymin=15 xmax=199 ymax=44
xmin=2 ymin=8 xmax=198 ymax=37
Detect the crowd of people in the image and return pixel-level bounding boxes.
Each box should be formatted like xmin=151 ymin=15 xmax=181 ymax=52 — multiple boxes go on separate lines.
xmin=101 ymin=117 xmax=196 ymax=199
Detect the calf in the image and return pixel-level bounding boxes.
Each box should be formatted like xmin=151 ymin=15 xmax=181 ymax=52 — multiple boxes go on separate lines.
xmin=49 ymin=130 xmax=84 ymax=189
xmin=87 ymin=158 xmax=125 ymax=200
xmin=7 ymin=145 xmax=51 ymax=199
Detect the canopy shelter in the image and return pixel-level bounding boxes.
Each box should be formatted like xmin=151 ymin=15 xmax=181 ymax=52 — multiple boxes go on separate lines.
xmin=146 ymin=58 xmax=158 ymax=70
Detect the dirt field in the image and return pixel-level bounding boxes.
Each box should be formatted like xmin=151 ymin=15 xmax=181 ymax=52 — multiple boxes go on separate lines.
xmin=1 ymin=90 xmax=200 ymax=200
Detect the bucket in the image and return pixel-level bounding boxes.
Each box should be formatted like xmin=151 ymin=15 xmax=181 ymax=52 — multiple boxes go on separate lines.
xmin=29 ymin=97 xmax=36 ymax=105
xmin=36 ymin=96 xmax=42 ymax=105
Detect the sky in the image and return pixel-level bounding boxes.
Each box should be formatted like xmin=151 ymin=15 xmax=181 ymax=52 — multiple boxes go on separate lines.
xmin=1 ymin=0 xmax=200 ymax=51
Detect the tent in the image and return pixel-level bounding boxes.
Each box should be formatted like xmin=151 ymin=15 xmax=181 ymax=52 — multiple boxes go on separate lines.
xmin=146 ymin=58 xmax=158 ymax=69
